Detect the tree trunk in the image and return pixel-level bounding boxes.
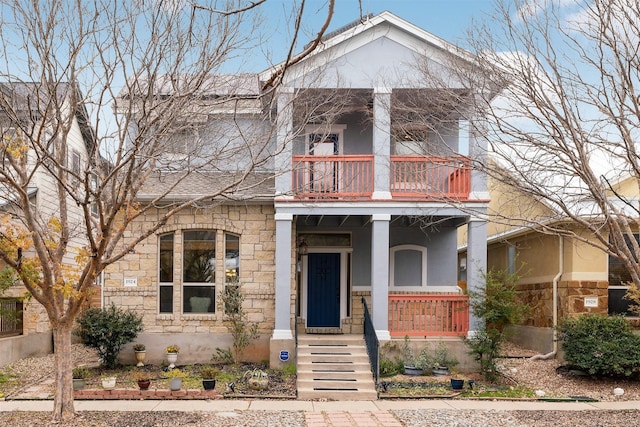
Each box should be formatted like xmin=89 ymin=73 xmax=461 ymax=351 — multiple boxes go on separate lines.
xmin=51 ymin=324 xmax=75 ymax=421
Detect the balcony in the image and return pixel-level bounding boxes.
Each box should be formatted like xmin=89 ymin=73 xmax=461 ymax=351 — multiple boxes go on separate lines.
xmin=291 ymin=155 xmax=470 ymax=200
xmin=388 ymin=293 xmax=469 ymax=338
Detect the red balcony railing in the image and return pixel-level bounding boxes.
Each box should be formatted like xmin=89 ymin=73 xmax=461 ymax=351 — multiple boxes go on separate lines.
xmin=388 ymin=293 xmax=469 ymax=337
xmin=291 ymin=154 xmax=471 ymax=200
xmin=292 ymin=155 xmax=374 ymax=199
xmin=390 ymin=155 xmax=471 ymax=199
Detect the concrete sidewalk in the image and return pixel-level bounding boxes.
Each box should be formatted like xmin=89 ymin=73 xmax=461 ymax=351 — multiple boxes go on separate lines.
xmin=2 ymin=398 xmax=640 ymax=412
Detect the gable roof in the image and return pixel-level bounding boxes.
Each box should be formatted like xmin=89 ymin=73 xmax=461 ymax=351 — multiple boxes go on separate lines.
xmin=0 ymin=81 xmax=96 ymax=153
xmin=260 ymin=11 xmax=474 ymax=84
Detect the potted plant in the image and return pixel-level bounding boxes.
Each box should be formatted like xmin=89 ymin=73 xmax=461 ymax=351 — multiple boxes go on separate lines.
xmin=402 ymin=335 xmax=427 ymax=375
xmin=166 ymin=344 xmax=179 ymax=369
xmin=72 ymin=365 xmax=91 ymax=390
xmin=101 ymin=375 xmax=117 ymax=390
xmin=133 ymin=370 xmax=151 ymax=391
xmin=431 ymin=341 xmax=459 ymax=376
xmin=165 ymin=368 xmax=186 ymax=391
xmin=199 ymin=365 xmax=219 ymax=390
xmin=133 ymin=343 xmax=146 ymax=367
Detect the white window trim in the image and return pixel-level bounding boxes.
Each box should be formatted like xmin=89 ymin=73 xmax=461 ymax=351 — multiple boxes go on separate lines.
xmin=389 ymin=244 xmax=427 ymax=291
xmin=304 ymin=124 xmax=347 ymax=155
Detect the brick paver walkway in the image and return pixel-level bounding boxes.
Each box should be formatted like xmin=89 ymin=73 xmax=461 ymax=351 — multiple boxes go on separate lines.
xmin=305 ymin=410 xmax=403 ymax=427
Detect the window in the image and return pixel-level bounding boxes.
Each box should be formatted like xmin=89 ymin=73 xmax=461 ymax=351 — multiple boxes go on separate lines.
xmin=159 ymin=234 xmax=174 ymax=313
xmin=71 ymin=150 xmax=81 ymax=175
xmin=182 ymin=230 xmax=216 ymax=313
xmin=224 ymin=233 xmax=240 ymax=314
xmin=389 ymin=245 xmax=427 ymax=290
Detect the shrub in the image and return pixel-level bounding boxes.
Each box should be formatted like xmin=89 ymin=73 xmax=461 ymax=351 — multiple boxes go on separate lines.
xmin=558 ymin=314 xmax=640 ymax=377
xmin=72 ymin=366 xmax=91 ymax=379
xmin=466 ymin=269 xmax=528 ymax=381
xmin=219 ymin=285 xmax=258 ymax=363
xmin=133 ymin=343 xmax=145 ymax=352
xmin=75 ymin=304 xmax=143 ymax=369
xmin=199 ymin=366 xmax=220 ymax=379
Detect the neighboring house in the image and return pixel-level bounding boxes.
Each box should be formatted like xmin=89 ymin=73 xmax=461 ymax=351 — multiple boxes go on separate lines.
xmin=106 ymin=12 xmax=490 ymax=381
xmin=0 ymin=82 xmax=97 ymax=365
xmin=458 ymin=168 xmax=637 ymax=355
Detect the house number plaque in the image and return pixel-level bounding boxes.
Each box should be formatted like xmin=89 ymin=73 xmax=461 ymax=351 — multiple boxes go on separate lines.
xmin=584 ymin=297 xmax=598 ymax=307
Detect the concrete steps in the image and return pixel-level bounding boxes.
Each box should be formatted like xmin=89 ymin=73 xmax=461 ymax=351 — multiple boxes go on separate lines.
xmin=297 ymin=334 xmax=377 ymax=400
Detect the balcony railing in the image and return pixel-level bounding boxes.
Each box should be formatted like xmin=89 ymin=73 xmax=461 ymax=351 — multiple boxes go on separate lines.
xmin=291 ymin=155 xmax=470 ymax=200
xmin=388 ymin=293 xmax=469 ymax=337
xmin=391 ymin=155 xmax=470 ymax=199
xmin=292 ymin=155 xmax=374 ymax=199
xmin=0 ymin=298 xmax=23 ymax=337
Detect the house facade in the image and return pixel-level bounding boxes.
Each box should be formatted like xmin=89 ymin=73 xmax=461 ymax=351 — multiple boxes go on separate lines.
xmin=106 ymin=12 xmax=489 ymax=370
xmin=458 ymin=170 xmax=637 ymax=355
xmin=0 ymin=82 xmax=96 ymax=365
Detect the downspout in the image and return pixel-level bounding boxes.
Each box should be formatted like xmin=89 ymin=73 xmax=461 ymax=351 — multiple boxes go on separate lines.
xmin=530 ymin=235 xmax=562 ymax=360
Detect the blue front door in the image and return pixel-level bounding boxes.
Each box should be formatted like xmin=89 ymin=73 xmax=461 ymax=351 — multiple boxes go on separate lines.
xmin=307 ymin=253 xmax=341 ymax=328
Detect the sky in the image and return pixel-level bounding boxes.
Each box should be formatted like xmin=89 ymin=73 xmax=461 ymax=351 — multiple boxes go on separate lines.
xmin=242 ymin=0 xmax=497 ymax=71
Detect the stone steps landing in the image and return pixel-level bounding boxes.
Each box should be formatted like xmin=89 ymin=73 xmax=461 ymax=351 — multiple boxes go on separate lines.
xmin=297 ymin=334 xmax=377 ymax=400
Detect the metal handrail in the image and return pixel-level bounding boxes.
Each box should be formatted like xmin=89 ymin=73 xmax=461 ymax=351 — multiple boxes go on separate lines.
xmin=361 ymin=296 xmax=379 ymax=387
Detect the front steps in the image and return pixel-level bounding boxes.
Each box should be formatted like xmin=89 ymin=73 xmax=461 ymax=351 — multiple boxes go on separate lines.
xmin=297 ymin=334 xmax=377 ymax=400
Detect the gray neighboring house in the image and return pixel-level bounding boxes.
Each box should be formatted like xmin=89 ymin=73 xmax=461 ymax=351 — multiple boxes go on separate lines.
xmin=0 ymin=82 xmax=97 ymax=365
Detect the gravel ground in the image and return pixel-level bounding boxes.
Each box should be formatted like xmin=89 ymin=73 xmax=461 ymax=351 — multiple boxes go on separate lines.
xmin=1 ymin=344 xmax=640 ymax=426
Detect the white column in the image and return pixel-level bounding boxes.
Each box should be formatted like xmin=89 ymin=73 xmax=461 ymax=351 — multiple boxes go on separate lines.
xmin=466 ymin=217 xmax=487 ymax=336
xmin=272 ymin=213 xmax=293 ymax=339
xmin=371 ymin=214 xmax=391 ymax=340
xmin=372 ymin=88 xmax=392 ymax=199
xmin=275 ymin=87 xmax=294 ymax=199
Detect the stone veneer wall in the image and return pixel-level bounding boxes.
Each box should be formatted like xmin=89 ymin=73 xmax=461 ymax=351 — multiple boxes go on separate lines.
xmin=516 ymin=279 xmax=608 ymax=327
xmin=103 ymin=204 xmax=277 ymax=362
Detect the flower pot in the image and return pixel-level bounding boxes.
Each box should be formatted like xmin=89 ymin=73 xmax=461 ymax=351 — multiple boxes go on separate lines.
xmin=73 ymin=378 xmax=85 ymax=390
xmin=169 ymin=377 xmax=182 ymax=391
xmin=404 ymin=366 xmax=424 ymax=376
xmin=101 ymin=377 xmax=116 ymax=390
xmin=202 ymin=379 xmax=216 ymax=390
xmin=432 ymin=366 xmax=449 ymax=376
xmin=137 ymin=379 xmax=151 ymax=390
xmin=166 ymin=352 xmax=178 ymax=369
xmin=450 ymin=379 xmax=464 ymax=390
xmin=135 ymin=351 xmax=146 ymax=367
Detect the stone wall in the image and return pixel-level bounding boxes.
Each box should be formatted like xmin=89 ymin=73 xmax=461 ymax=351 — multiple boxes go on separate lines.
xmin=516 ymin=280 xmax=608 ymax=327
xmin=103 ymin=204 xmax=276 ymax=361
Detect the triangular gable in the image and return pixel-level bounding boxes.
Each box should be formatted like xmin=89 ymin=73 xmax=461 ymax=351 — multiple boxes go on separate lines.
xmin=261 ymin=11 xmax=474 ymax=89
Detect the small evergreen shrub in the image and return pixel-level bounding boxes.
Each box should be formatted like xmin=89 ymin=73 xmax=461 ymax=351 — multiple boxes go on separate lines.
xmin=558 ymin=314 xmax=640 ymax=377
xmin=466 ymin=269 xmax=528 ymax=381
xmin=75 ymin=304 xmax=143 ymax=369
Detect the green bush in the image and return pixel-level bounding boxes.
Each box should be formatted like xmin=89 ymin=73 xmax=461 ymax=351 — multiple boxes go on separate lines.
xmin=466 ymin=269 xmax=528 ymax=381
xmin=558 ymin=314 xmax=640 ymax=377
xmin=75 ymin=304 xmax=143 ymax=369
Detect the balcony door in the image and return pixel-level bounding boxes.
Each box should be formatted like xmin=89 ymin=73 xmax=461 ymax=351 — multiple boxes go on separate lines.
xmin=306 ymin=125 xmax=345 ymax=194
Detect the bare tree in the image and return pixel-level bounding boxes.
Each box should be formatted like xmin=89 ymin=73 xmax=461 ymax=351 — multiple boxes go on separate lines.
xmin=0 ymin=0 xmax=335 ymax=421
xmin=408 ymin=0 xmax=640 ymax=285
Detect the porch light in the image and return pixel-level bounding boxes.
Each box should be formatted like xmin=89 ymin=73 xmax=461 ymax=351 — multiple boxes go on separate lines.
xmin=298 ymin=240 xmax=308 ymax=258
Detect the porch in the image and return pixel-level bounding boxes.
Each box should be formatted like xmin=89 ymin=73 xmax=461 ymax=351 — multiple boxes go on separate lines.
xmin=291 ymin=155 xmax=471 ymax=201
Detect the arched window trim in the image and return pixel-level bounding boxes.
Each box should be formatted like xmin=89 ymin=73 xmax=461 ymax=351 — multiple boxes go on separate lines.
xmin=389 ymin=244 xmax=427 ymax=291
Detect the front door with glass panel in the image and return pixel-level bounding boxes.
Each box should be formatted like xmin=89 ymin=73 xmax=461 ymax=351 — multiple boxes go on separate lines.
xmin=306 ymin=252 xmax=341 ymax=328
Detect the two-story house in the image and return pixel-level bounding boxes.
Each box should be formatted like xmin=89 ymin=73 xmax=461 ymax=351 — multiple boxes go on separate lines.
xmin=107 ymin=12 xmax=490 ymax=399
xmin=0 ymin=82 xmax=97 ymax=365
